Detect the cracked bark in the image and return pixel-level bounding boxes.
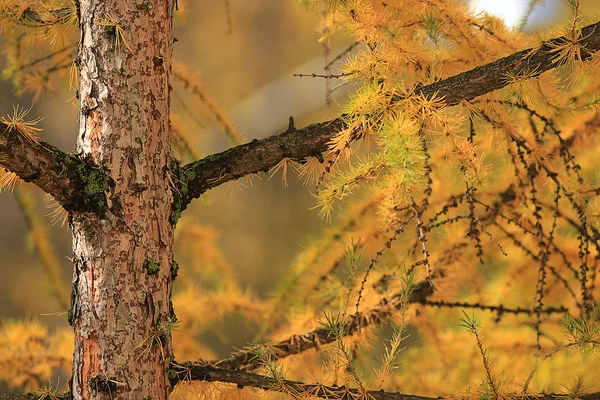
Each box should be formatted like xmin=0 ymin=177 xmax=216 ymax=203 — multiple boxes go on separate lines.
xmin=68 ymin=0 xmax=176 ymax=399
xmin=0 ymin=123 xmax=109 ymax=213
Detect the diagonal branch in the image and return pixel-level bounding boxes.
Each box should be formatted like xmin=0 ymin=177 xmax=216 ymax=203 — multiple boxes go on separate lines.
xmin=168 ymin=363 xmax=600 ymax=400
xmin=0 ymin=122 xmax=112 ymax=213
xmin=211 ymin=280 xmax=434 ymax=371
xmin=179 ymin=20 xmax=600 ymax=211
xmin=175 ymin=118 xmax=345 ymax=212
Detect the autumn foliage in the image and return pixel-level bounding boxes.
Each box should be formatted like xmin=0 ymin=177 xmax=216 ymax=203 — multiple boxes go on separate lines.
xmin=1 ymin=0 xmax=600 ymax=399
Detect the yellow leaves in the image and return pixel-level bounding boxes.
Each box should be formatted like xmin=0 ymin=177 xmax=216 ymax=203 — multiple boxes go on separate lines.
xmin=315 ymin=154 xmax=385 ymax=220
xmin=328 ymin=127 xmax=355 ymax=161
xmin=377 ymin=113 xmax=426 ymax=195
xmin=584 ymin=196 xmax=600 ymax=231
xmin=46 ymin=197 xmax=69 ymax=227
xmin=0 ymin=168 xmax=19 ymax=192
xmin=30 ymin=380 xmax=65 ymax=400
xmin=1 ymin=104 xmax=42 ymax=143
xmin=341 ymin=81 xmax=389 ymax=123
xmin=0 ymin=320 xmax=72 ymax=390
xmin=0 ymin=107 xmax=40 ymax=190
xmin=268 ymin=157 xmax=301 ymax=187
xmin=400 ymin=89 xmax=449 ymax=127
xmin=548 ymin=28 xmax=585 ymax=67
xmin=446 ymin=137 xmax=491 ymax=189
xmin=95 ymin=14 xmax=131 ymax=52
xmin=298 ymin=156 xmax=327 ymax=187
xmin=170 ymin=381 xmax=260 ymax=400
xmin=503 ymin=71 xmax=541 ymax=108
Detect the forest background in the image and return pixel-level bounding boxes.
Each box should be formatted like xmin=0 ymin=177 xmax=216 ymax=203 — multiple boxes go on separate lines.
xmin=1 ymin=0 xmax=600 ymax=398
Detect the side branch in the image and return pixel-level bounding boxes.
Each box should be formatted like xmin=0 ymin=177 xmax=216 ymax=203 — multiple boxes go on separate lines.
xmin=0 ymin=122 xmax=111 ymax=213
xmin=170 ymin=364 xmax=440 ymax=400
xmin=180 ymin=20 xmax=600 ymax=209
xmin=211 ymin=281 xmax=434 ymax=371
xmin=178 ymin=118 xmax=345 ymax=209
xmin=169 ymin=364 xmax=600 ymax=400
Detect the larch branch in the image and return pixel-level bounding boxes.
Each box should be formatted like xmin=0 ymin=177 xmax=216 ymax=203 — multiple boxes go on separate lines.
xmin=179 ymin=20 xmax=600 ymax=210
xmin=170 ymin=364 xmax=442 ymax=400
xmin=211 ymin=280 xmax=434 ymax=371
xmin=168 ymin=364 xmax=600 ymax=400
xmin=4 ymin=380 xmax=597 ymax=400
xmin=0 ymin=122 xmax=111 ymax=213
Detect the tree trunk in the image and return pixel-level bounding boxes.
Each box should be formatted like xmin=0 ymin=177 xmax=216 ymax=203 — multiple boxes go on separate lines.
xmin=69 ymin=0 xmax=175 ymax=398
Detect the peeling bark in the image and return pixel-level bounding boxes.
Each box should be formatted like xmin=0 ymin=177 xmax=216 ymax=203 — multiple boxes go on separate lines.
xmin=69 ymin=0 xmax=175 ymax=399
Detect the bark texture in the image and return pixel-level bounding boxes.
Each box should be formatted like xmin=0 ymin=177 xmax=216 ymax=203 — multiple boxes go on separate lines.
xmin=70 ymin=0 xmax=175 ymax=399
xmin=0 ymin=122 xmax=110 ymax=213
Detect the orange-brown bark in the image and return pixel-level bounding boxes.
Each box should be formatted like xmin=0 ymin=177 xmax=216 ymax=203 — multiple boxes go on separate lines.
xmin=70 ymin=0 xmax=175 ymax=399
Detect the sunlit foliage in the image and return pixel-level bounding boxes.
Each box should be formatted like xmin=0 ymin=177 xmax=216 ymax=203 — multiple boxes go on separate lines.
xmin=1 ymin=0 xmax=600 ymax=399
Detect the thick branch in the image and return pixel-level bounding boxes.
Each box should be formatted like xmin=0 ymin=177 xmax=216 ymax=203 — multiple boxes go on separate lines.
xmin=211 ymin=281 xmax=434 ymax=371
xmin=5 ymin=5 xmax=74 ymax=26
xmin=170 ymin=364 xmax=441 ymax=400
xmin=4 ymin=377 xmax=597 ymax=400
xmin=180 ymin=20 xmax=600 ymax=209
xmin=169 ymin=364 xmax=600 ymax=400
xmin=0 ymin=122 xmax=111 ymax=213
xmin=176 ymin=118 xmax=345 ymax=211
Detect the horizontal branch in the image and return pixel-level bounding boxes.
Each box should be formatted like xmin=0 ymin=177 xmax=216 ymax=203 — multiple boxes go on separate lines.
xmin=211 ymin=280 xmax=434 ymax=371
xmin=169 ymin=363 xmax=600 ymax=400
xmin=4 ymin=5 xmax=74 ymax=26
xmin=176 ymin=118 xmax=345 ymax=212
xmin=179 ymin=20 xmax=600 ymax=210
xmin=3 ymin=374 xmax=600 ymax=400
xmin=419 ymin=300 xmax=568 ymax=317
xmin=0 ymin=122 xmax=112 ymax=213
xmin=170 ymin=363 xmax=441 ymax=400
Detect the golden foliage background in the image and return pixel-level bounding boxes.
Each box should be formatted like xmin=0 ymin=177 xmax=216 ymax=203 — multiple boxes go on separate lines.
xmin=2 ymin=0 xmax=600 ymax=399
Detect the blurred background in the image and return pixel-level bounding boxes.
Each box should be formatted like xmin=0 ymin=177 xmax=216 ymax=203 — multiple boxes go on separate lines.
xmin=0 ymin=0 xmax=581 ymax=364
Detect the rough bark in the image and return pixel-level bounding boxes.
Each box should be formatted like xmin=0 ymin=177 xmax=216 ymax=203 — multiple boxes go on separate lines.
xmin=0 ymin=122 xmax=110 ymax=213
xmin=69 ymin=0 xmax=175 ymax=399
xmin=178 ymin=20 xmax=600 ymax=210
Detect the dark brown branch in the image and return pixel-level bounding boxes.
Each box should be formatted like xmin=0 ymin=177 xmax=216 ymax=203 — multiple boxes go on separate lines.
xmin=419 ymin=300 xmax=568 ymax=317
xmin=179 ymin=20 xmax=600 ymax=210
xmin=3 ymin=377 xmax=599 ymax=400
xmin=176 ymin=118 xmax=345 ymax=211
xmin=0 ymin=122 xmax=112 ymax=213
xmin=169 ymin=363 xmax=443 ymax=400
xmin=5 ymin=6 xmax=75 ymax=26
xmin=211 ymin=280 xmax=434 ymax=371
xmin=168 ymin=364 xmax=600 ymax=400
